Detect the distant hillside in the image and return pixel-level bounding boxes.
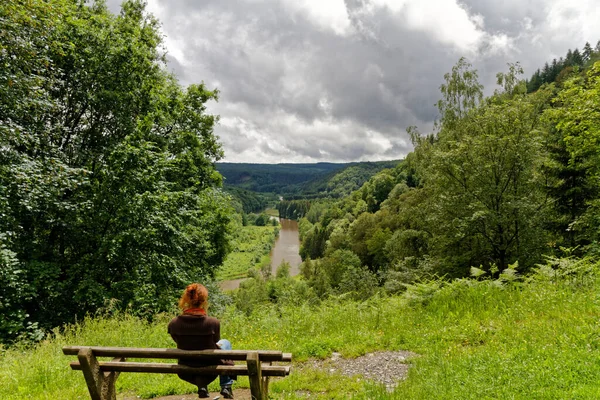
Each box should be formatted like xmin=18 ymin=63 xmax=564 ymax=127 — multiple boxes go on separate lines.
xmin=217 ymin=163 xmax=346 ymax=193
xmin=223 ymin=186 xmax=276 ymax=213
xmin=217 ymin=160 xmax=401 ymax=198
xmin=298 ymin=160 xmax=400 ymax=199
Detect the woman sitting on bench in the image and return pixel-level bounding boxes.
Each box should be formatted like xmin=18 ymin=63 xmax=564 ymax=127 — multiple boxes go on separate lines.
xmin=168 ymin=283 xmax=235 ymax=399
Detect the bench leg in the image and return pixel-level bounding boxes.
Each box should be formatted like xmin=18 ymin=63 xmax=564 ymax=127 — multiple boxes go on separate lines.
xmin=262 ymin=376 xmax=270 ymax=397
xmin=246 ymin=351 xmax=265 ymax=400
xmin=262 ymin=361 xmax=271 ymax=395
xmin=101 ymin=358 xmax=124 ymax=400
xmin=77 ymin=348 xmax=123 ymax=400
xmin=78 ymin=348 xmax=103 ymax=400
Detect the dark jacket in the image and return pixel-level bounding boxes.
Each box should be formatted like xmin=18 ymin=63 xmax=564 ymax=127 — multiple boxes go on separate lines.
xmin=168 ymin=314 xmax=233 ymax=388
xmin=168 ymin=314 xmax=222 ymax=367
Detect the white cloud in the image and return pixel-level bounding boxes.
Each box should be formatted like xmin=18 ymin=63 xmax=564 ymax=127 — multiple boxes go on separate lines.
xmin=284 ymin=0 xmax=352 ymax=36
xmin=370 ymin=0 xmax=485 ymax=51
xmin=546 ymin=0 xmax=600 ymax=47
xmin=482 ymin=33 xmax=515 ymax=57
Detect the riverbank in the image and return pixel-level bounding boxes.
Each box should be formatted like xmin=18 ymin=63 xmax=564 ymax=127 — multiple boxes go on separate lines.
xmin=216 ymin=225 xmax=278 ymax=282
xmin=220 ymin=218 xmax=302 ymax=291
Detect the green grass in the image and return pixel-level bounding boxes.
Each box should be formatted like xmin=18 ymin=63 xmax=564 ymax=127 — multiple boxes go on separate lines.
xmin=3 ymin=261 xmax=600 ymax=399
xmin=265 ymin=208 xmax=280 ymax=217
xmin=217 ymin=225 xmax=278 ymax=280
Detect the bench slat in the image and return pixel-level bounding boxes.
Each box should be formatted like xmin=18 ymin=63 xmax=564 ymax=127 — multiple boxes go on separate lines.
xmin=69 ymin=361 xmax=290 ymax=376
xmin=62 ymin=346 xmax=290 ymax=362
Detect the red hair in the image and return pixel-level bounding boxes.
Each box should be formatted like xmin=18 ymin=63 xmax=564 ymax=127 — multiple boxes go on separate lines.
xmin=178 ymin=283 xmax=209 ymax=310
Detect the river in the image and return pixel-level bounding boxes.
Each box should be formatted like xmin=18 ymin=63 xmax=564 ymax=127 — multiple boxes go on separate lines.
xmin=219 ymin=218 xmax=301 ymax=291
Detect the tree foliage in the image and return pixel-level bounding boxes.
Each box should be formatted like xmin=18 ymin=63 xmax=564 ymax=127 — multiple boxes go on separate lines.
xmin=526 ymin=41 xmax=600 ymax=93
xmin=0 ymin=0 xmax=231 ymax=341
xmin=421 ymin=66 xmax=551 ymax=274
xmin=277 ymin=199 xmax=311 ymax=219
xmin=544 ymin=63 xmax=600 ymax=250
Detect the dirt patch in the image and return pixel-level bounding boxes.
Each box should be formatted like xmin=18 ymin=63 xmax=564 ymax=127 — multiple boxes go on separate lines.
xmin=122 ymin=388 xmax=253 ymax=400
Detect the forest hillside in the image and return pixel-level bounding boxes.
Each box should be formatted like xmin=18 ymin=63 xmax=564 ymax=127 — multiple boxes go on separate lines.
xmin=218 ymin=160 xmax=399 ymax=198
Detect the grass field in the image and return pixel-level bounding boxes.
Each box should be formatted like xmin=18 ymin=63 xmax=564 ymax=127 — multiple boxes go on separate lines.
xmin=2 ymin=258 xmax=600 ymax=399
xmin=216 ymin=225 xmax=279 ymax=280
xmin=264 ymin=208 xmax=279 ymax=217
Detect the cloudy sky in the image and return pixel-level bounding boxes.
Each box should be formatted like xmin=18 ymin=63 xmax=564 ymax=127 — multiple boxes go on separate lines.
xmin=106 ymin=0 xmax=600 ymax=163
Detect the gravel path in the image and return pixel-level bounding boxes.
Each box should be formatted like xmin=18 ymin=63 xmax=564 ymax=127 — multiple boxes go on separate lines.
xmin=302 ymin=350 xmax=416 ymax=391
xmin=121 ymin=350 xmax=416 ymax=399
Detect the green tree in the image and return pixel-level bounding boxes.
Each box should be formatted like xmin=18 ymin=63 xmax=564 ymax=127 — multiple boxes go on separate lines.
xmin=419 ymin=61 xmax=551 ymax=274
xmin=544 ymin=62 xmax=600 ymax=249
xmin=348 ymin=212 xmax=378 ymax=267
xmin=0 ymin=0 xmax=231 ymax=338
xmin=299 ymin=222 xmax=327 ymax=260
xmin=583 ymin=42 xmax=593 ymax=62
xmin=361 ymin=171 xmax=395 ymax=213
xmin=436 ymin=57 xmax=483 ymax=130
xmin=318 ymin=249 xmax=362 ymax=292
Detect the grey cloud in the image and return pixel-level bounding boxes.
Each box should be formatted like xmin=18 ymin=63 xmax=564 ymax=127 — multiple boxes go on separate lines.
xmin=156 ymin=0 xmax=449 ymax=134
xmin=462 ymin=0 xmax=594 ymax=76
xmin=104 ymin=0 xmax=464 ymax=162
xmin=165 ymin=54 xmax=186 ymax=79
xmin=461 ymin=0 xmax=543 ymax=32
xmin=102 ymin=0 xmax=597 ymax=163
xmin=104 ymin=0 xmax=122 ymax=14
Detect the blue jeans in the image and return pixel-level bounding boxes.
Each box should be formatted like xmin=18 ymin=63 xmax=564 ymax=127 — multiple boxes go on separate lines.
xmin=217 ymin=339 xmax=235 ymax=387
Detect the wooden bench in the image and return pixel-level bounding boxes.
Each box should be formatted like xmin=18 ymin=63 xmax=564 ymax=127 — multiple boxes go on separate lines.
xmin=63 ymin=346 xmax=292 ymax=400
